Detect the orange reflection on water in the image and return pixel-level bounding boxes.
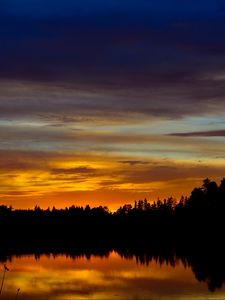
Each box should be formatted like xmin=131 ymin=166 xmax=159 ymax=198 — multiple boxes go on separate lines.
xmin=1 ymin=252 xmax=225 ymax=300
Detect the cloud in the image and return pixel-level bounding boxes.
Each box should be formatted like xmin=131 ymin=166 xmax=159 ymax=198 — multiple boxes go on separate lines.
xmin=1 ymin=0 xmax=225 ymax=122
xmin=51 ymin=166 xmax=97 ymax=175
xmin=169 ymin=130 xmax=225 ymax=137
xmin=118 ymin=160 xmax=152 ymax=166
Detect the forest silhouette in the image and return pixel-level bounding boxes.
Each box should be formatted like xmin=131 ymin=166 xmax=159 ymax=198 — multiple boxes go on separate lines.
xmin=0 ymin=177 xmax=225 ymax=243
xmin=1 ymin=178 xmax=225 ymax=291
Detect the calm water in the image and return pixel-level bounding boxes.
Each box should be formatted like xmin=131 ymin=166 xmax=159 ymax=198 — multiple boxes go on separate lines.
xmin=0 ymin=252 xmax=225 ymax=300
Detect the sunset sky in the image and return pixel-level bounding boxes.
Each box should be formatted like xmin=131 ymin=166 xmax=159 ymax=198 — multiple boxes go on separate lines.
xmin=1 ymin=0 xmax=225 ymax=210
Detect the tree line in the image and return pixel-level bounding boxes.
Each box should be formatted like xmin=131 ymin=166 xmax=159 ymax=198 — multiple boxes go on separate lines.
xmin=0 ymin=177 xmax=225 ymax=243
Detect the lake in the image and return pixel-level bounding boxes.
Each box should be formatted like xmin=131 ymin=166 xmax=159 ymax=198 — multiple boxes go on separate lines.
xmin=1 ymin=251 xmax=225 ymax=300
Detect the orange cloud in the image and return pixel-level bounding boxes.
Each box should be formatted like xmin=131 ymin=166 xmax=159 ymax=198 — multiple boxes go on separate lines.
xmin=0 ymin=149 xmax=224 ymax=210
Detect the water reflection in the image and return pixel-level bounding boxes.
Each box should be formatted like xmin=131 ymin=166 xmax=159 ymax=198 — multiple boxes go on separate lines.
xmin=0 ymin=248 xmax=225 ymax=300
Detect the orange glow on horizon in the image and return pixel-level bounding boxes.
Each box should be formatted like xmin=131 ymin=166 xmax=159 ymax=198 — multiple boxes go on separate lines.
xmin=0 ymin=150 xmax=225 ymax=210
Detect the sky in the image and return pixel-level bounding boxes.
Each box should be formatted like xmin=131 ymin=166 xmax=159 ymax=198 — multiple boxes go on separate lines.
xmin=1 ymin=0 xmax=225 ymax=210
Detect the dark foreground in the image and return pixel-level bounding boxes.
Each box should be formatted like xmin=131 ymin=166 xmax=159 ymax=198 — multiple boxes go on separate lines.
xmin=0 ymin=178 xmax=225 ymax=291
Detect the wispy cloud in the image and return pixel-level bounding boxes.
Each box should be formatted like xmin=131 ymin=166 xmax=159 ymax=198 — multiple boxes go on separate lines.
xmin=169 ymin=130 xmax=225 ymax=137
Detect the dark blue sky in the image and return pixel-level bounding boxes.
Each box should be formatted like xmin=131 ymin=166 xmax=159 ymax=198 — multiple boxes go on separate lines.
xmin=1 ymin=0 xmax=221 ymax=17
xmin=1 ymin=0 xmax=225 ymax=85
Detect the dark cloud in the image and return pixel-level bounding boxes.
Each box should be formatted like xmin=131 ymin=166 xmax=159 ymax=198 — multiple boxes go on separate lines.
xmin=0 ymin=0 xmax=225 ymax=123
xmin=92 ymin=164 xmax=225 ymax=188
xmin=0 ymin=150 xmax=52 ymax=171
xmin=169 ymin=130 xmax=225 ymax=137
xmin=118 ymin=160 xmax=152 ymax=166
xmin=51 ymin=166 xmax=96 ymax=175
xmin=1 ymin=81 xmax=225 ymax=123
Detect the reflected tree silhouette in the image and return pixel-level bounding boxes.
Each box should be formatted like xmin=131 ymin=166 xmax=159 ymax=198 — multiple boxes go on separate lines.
xmin=1 ymin=243 xmax=225 ymax=292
